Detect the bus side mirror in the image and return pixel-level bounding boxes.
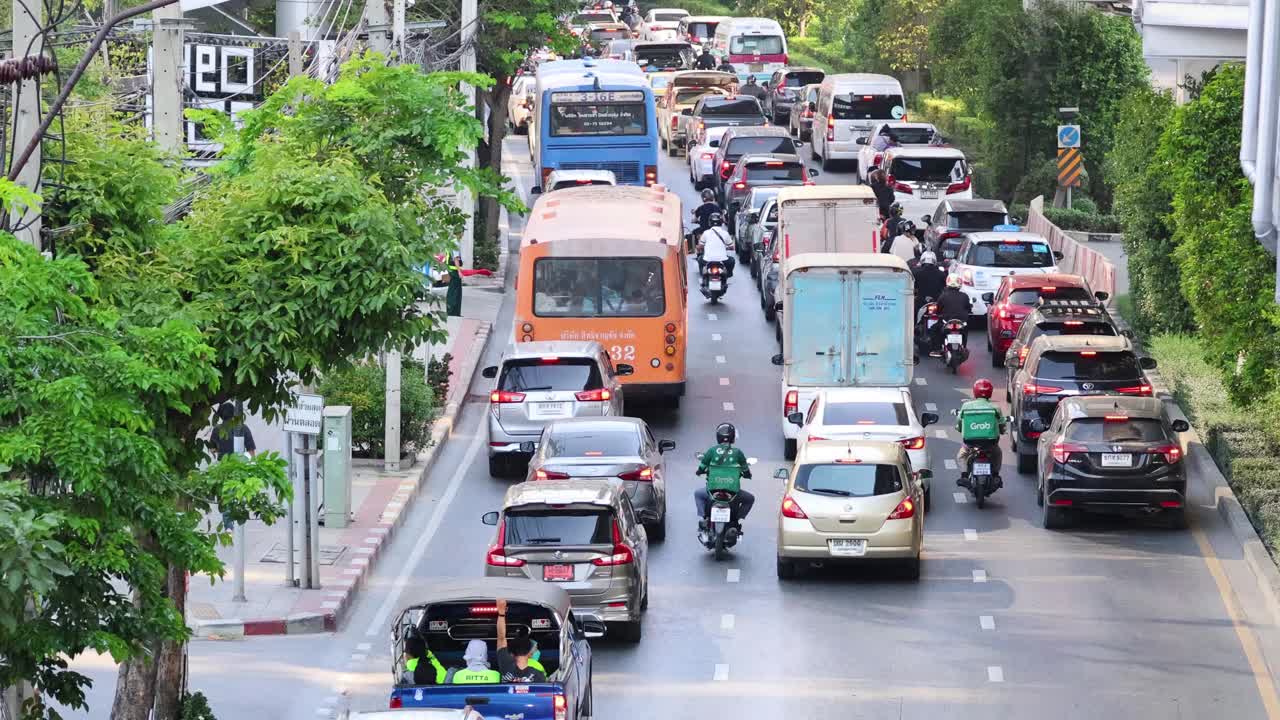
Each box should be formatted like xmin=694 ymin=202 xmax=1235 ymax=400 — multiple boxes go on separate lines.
xmin=481 ymin=366 xmax=498 ymax=378
xmin=482 ymin=511 xmax=500 ymax=526
xmin=771 ymin=353 xmax=784 ymax=366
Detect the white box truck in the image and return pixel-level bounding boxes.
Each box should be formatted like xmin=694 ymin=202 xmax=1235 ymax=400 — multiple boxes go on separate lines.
xmin=774 ymin=185 xmax=882 ymax=259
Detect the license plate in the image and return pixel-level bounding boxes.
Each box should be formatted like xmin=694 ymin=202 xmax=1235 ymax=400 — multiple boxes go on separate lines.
xmin=532 ymin=401 xmax=569 ymax=418
xmin=1101 ymin=453 xmax=1132 ymax=468
xmin=828 ymin=539 xmax=867 ymax=557
xmin=710 ymin=505 xmax=731 ymax=522
xmin=973 ymin=462 xmax=992 ymax=476
xmin=543 ymin=564 xmax=574 ymax=581
xmin=709 ymin=280 xmax=722 ymax=291
xmin=946 ymin=333 xmax=963 ymax=345
xmin=749 ymin=63 xmax=763 ymax=72
xmin=921 ymin=189 xmax=940 ymax=199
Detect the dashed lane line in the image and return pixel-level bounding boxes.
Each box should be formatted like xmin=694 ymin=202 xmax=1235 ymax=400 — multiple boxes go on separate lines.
xmin=915 ymin=378 xmax=928 ymax=386
xmin=944 ymin=459 xmax=958 ymax=470
xmin=714 ymin=664 xmax=730 ymax=681
xmin=716 ymin=355 xmax=726 ymax=363
xmin=726 ymin=568 xmax=741 ymax=583
xmin=712 ymin=333 xmax=722 ymax=341
xmin=721 ymin=614 xmax=735 ymax=631
xmin=932 ymin=429 xmax=948 ymax=439
xmin=972 ymin=569 xmax=988 ymax=583
xmin=964 ymin=529 xmax=978 ymax=541
xmin=953 ymin=492 xmax=968 ymax=504
xmin=723 ymin=402 xmax=735 ymax=411
xmin=925 ymin=402 xmax=938 ymax=411
xmin=980 ymin=615 xmax=995 ymax=630
xmin=719 ymin=377 xmax=730 ymax=386
xmin=708 ymin=313 xmax=719 ymax=320
xmin=987 ymin=666 xmax=1004 ymax=683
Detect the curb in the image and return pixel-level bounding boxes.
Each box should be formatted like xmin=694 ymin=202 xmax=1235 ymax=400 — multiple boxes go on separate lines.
xmin=190 ymin=320 xmax=495 ymax=640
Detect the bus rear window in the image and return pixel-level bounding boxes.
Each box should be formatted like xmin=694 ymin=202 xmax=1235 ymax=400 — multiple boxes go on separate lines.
xmin=832 ymin=93 xmax=905 ymax=120
xmin=533 ymin=257 xmax=665 ymax=317
xmin=729 ymin=35 xmax=783 ymax=55
xmin=550 ymin=100 xmax=647 ymax=137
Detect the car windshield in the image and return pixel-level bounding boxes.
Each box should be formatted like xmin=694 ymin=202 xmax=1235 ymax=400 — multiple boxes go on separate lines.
xmin=949 ymin=211 xmax=1007 ymax=229
xmin=1008 ymin=287 xmax=1092 ymax=305
xmin=636 ymin=46 xmax=688 ymax=69
xmin=546 ymin=427 xmax=641 ymax=457
xmin=503 ymin=509 xmax=613 ymax=545
xmin=831 ymin=93 xmax=904 ymax=120
xmin=967 ymin=240 xmax=1055 ymax=268
xmin=533 ymin=257 xmax=665 ymax=317
xmin=795 ymin=463 xmax=903 ymax=496
xmin=884 ymin=126 xmax=935 ymax=144
xmin=749 ymin=190 xmax=780 ymax=210
xmin=744 ymin=161 xmax=803 ymax=181
xmin=701 ymin=98 xmax=763 ymax=116
xmin=1065 ymin=418 xmax=1168 ymax=443
xmin=889 ymin=157 xmax=967 ymax=184
xmin=823 ymin=401 xmax=909 ymax=426
xmin=686 ymin=21 xmax=717 ymax=39
xmin=784 ymin=71 xmax=824 ymax=87
xmin=1036 ymin=351 xmax=1142 ymax=381
xmin=726 ymin=136 xmax=794 ymax=159
xmin=729 ymin=35 xmax=784 ymax=54
xmin=500 ymin=358 xmax=602 ymax=392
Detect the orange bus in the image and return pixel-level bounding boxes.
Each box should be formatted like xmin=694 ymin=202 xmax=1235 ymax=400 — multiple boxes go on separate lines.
xmin=515 ymin=185 xmax=689 ymax=404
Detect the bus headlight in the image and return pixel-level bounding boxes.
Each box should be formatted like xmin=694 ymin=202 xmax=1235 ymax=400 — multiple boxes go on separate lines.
xmin=650 ymin=358 xmax=661 ymax=368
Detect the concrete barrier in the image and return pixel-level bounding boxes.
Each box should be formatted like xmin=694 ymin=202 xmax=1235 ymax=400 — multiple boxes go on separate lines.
xmin=1026 ymin=196 xmax=1117 ymax=303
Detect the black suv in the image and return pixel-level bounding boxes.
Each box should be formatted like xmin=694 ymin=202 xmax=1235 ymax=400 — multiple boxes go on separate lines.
xmin=762 ymin=67 xmax=825 ymax=124
xmin=1008 ymin=334 xmax=1157 ymax=474
xmin=1003 ymin=299 xmax=1125 ymax=389
xmin=1031 ymin=396 xmax=1190 ymax=529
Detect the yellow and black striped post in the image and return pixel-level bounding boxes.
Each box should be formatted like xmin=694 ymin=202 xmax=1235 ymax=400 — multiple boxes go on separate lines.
xmin=1057 ymin=148 xmax=1083 ymax=188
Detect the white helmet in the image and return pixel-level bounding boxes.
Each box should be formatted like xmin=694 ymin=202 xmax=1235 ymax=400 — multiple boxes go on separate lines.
xmin=919 ymin=251 xmax=937 ymax=265
xmin=946 ymin=274 xmax=962 ymax=289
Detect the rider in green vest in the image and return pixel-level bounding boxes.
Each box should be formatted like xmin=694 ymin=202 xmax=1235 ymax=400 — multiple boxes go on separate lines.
xmin=955 ymin=378 xmax=1007 ymax=490
xmin=401 ymin=635 xmax=446 ymax=685
xmin=695 ymin=423 xmax=755 ymax=532
xmin=446 ymin=640 xmax=501 ymax=684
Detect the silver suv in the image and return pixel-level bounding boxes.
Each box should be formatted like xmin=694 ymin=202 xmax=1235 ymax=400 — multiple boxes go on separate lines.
xmin=482 ymin=479 xmax=650 ymax=642
xmin=483 ymin=341 xmax=632 ymax=477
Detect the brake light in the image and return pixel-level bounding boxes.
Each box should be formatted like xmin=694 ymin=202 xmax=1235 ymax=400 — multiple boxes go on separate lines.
xmin=1023 ymin=383 xmax=1063 ymax=395
xmin=1160 ymin=500 xmax=1182 ymax=508
xmin=772 ymin=248 xmax=780 ymax=262
xmin=591 ymin=520 xmax=634 ymax=565
xmin=644 ymin=165 xmax=657 ymax=186
xmin=781 ymin=494 xmax=808 ymax=519
xmin=534 ymin=468 xmax=570 ymax=480
xmin=1018 ymin=346 xmax=1030 ymax=366
xmin=783 ymin=53 xmax=788 ymax=64
xmin=733 ymin=181 xmax=747 ymax=189
xmin=784 ymin=389 xmax=798 ymax=415
xmin=541 ymin=166 xmax=553 ymax=187
xmin=1051 ymin=442 xmax=1087 ymax=464
xmin=1117 ymin=384 xmax=1153 ymax=396
xmin=873 ymin=152 xmax=883 ymax=167
xmin=1153 ymin=445 xmax=1184 ymax=464
xmin=1063 ymin=320 xmax=1084 ymax=326
xmin=671 ymin=115 xmax=679 ymax=128
xmin=486 ymin=521 xmax=526 ymax=567
xmin=887 ymin=497 xmax=916 ymax=519
xmin=490 ymin=390 xmax=526 ymax=403
xmin=618 ymin=466 xmax=654 ymax=481
xmin=702 ymin=152 xmax=714 ymax=160
xmin=1079 ymin=351 xmax=1097 ymax=357
xmin=709 ymin=265 xmax=722 ymax=275
xmin=826 ymin=114 xmax=834 ymax=141
xmin=665 ymin=322 xmax=676 ymax=333
xmin=469 ymin=604 xmax=499 ymax=615
xmin=554 ymin=693 xmax=567 ymax=720
xmin=806 ymin=434 xmax=828 ymax=442
xmin=996 ymin=304 xmax=1011 ymax=321
xmin=924 ymin=302 xmax=938 ymax=317
xmin=575 ymin=388 xmax=612 ymax=402
xmin=892 ymin=181 xmax=913 ymax=194
xmin=390 ymin=696 xmax=403 ymax=709
xmin=946 ymin=175 xmax=972 ymax=194
xmin=900 ymin=436 xmax=925 ymax=450
xmin=720 ymin=161 xmax=733 ymax=179
xmin=939 ymin=231 xmax=961 ymax=240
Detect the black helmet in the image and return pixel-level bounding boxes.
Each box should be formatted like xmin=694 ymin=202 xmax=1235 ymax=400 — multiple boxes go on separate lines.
xmin=890 ymin=203 xmax=904 ymax=217
xmin=715 ymin=422 xmax=736 ymax=444
xmin=709 ymin=211 xmax=723 ymax=225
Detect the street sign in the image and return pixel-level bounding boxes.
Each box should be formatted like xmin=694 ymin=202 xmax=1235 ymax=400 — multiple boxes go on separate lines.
xmin=283 ymin=393 xmax=324 ymax=435
xmin=1057 ymin=124 xmax=1081 ymax=149
xmin=1057 ymin=148 xmax=1083 ymax=188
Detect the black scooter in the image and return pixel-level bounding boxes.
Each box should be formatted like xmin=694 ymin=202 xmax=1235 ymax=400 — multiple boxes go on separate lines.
xmin=698 ymin=489 xmax=741 ymax=560
xmin=941 ymin=319 xmax=969 ymax=373
xmin=701 ymin=261 xmax=728 ymax=303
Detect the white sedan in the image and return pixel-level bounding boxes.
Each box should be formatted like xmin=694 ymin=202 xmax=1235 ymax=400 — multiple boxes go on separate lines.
xmin=541 ymin=169 xmax=618 ymax=193
xmin=641 ymin=8 xmax=689 ymax=40
xmin=787 ymin=386 xmax=941 ymax=507
xmin=687 ymin=125 xmax=730 ymax=189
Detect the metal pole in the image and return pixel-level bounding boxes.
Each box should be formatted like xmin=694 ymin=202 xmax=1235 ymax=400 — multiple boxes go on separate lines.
xmin=284 ymin=431 xmax=296 ymax=587
xmin=1066 ymin=185 xmax=1072 ymax=210
xmin=367 ymin=0 xmax=390 ymax=54
xmin=151 ymin=3 xmax=186 ymax=152
xmin=301 ymin=434 xmax=315 ymax=588
xmin=385 ymin=352 xmax=402 ymax=472
xmin=309 ymin=436 xmax=321 ymax=588
xmin=459 ymin=0 xmax=479 ymax=269
xmin=9 ymin=0 xmax=43 ymax=248
xmin=288 ymin=30 xmax=303 ymax=77
xmin=391 ymin=0 xmax=405 ymax=60
xmin=232 ymin=435 xmax=247 ymax=602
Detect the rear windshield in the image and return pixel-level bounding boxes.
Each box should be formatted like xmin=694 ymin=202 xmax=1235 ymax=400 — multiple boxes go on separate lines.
xmin=744 ymin=161 xmax=803 ymax=181
xmin=730 ymin=35 xmax=784 ymax=55
xmin=504 ymin=509 xmax=613 ymax=545
xmin=685 ymin=21 xmax=718 ymax=39
xmin=795 ymin=463 xmax=903 ymax=496
xmin=784 ymin=71 xmax=824 ymax=87
xmin=546 ymin=426 xmax=641 ymax=457
xmin=765 ymin=204 xmax=778 ymax=223
xmin=500 ymin=358 xmax=603 ymax=392
xmin=888 ymin=157 xmax=967 ymax=184
xmin=551 ymin=179 xmax=613 ymax=190
xmin=590 ymin=28 xmax=628 ymax=42
xmin=636 ymin=46 xmax=688 ymax=69
xmin=949 ymin=211 xmax=1006 ymax=230
xmin=831 ymin=93 xmax=905 ymax=120
xmin=533 ymin=257 xmax=665 ymax=317
xmin=966 ymin=240 xmax=1054 ymax=268
xmin=700 ymin=98 xmax=763 ymax=116
xmin=1065 ymin=418 xmax=1168 ymax=443
xmin=883 ymin=126 xmax=935 ymax=144
xmin=575 ymin=13 xmax=614 ymax=24
xmin=726 ymin=135 xmax=795 ymax=159
xmin=749 ymin=190 xmax=780 ymax=210
xmin=652 ymin=12 xmax=685 ymax=21
xmin=1035 ymin=351 xmax=1142 ymax=381
xmin=1008 ymin=287 xmax=1092 ymax=305
xmin=1032 ymin=320 xmax=1117 ymax=339
xmin=675 ymin=88 xmax=715 ymax=105
xmin=823 ymin=401 xmax=909 ymax=426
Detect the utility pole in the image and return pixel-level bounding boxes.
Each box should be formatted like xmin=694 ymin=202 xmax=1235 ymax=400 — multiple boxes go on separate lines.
xmin=9 ymin=0 xmax=43 ymax=249
xmin=367 ymin=0 xmax=390 ymax=54
xmin=459 ymin=0 xmax=478 ymax=269
xmin=391 ymin=0 xmax=405 ymax=60
xmin=151 ymin=3 xmax=187 ymax=153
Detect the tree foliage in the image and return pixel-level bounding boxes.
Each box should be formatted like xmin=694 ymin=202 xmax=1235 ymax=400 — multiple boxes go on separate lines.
xmin=875 ymin=0 xmax=943 ymax=73
xmin=738 ymin=0 xmax=819 ymax=37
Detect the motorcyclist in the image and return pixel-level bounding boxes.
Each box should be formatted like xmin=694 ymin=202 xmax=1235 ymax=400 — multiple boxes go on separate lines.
xmin=695 ymin=422 xmax=755 ymax=532
xmin=688 ymin=188 xmax=720 ymax=252
xmin=886 ymin=220 xmax=921 ymax=263
xmin=955 ymin=379 xmax=1006 ymax=491
xmin=932 ymin=274 xmax=972 ymax=354
xmin=868 ymin=169 xmax=896 ymax=220
xmin=695 ymin=44 xmax=718 ymax=69
xmin=911 ymin=251 xmax=946 ymax=313
xmin=698 ymin=211 xmax=735 ymax=278
xmin=739 ymin=74 xmax=767 ymax=102
xmin=881 ymin=203 xmax=908 ymax=248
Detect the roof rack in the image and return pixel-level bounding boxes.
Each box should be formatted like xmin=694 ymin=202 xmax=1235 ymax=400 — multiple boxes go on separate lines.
xmin=1035 ymin=298 xmax=1105 ymax=314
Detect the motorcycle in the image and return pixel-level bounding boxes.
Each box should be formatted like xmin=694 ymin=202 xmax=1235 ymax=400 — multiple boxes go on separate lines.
xmin=699 ymin=489 xmax=741 ymax=560
xmin=941 ymin=319 xmax=969 ymax=373
xmin=701 ymin=261 xmax=728 ymax=303
xmin=966 ymin=446 xmax=997 ymax=509
xmin=914 ymin=300 xmax=939 ymax=357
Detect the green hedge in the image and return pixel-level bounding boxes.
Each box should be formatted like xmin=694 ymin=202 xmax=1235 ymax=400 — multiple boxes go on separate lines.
xmin=786 ymin=36 xmax=858 ymax=74
xmin=317 ymin=359 xmax=437 ymax=459
xmin=1041 ymin=207 xmax=1122 ymax=234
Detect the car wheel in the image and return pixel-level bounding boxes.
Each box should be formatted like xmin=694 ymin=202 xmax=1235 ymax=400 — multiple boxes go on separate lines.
xmin=924 ymin=486 xmax=932 ymax=512
xmin=810 ymin=142 xmax=819 ymax=161
xmin=775 ymin=321 xmax=782 ymax=345
xmin=784 ymin=438 xmax=797 ymax=461
xmin=991 ymin=340 xmax=1005 ymax=368
xmin=581 ymin=682 xmax=593 ymax=718
xmin=776 ymin=555 xmax=798 ymax=580
xmin=1041 ymin=488 xmax=1068 ymax=529
xmin=764 ymin=301 xmax=776 ymax=323
xmin=646 ymin=513 xmax=666 ymax=542
xmin=902 ymin=556 xmax=921 ymax=581
xmin=612 ymin=619 xmax=642 ymax=643
xmin=1036 ymin=480 xmax=1045 ymax=506
xmin=1017 ymin=448 xmax=1037 ymax=474
xmin=488 ymin=455 xmax=505 ymax=478
xmin=820 ymin=153 xmax=831 ymax=172
xmin=667 ymin=141 xmax=678 ymax=157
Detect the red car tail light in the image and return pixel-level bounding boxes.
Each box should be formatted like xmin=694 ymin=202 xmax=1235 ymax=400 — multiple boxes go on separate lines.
xmin=554 ymin=694 xmax=567 ymax=720
xmin=486 ymin=521 xmax=526 ymax=567
xmin=806 ymin=434 xmax=828 ymax=442
xmin=644 ymin=165 xmax=657 ymax=186
xmin=1051 ymin=442 xmax=1087 ymax=464
xmin=784 ymin=389 xmax=798 ymax=415
xmin=1017 ymin=346 xmax=1030 ymax=366
xmin=591 ymin=520 xmax=634 ymax=565
xmin=1116 ymin=384 xmax=1153 ymax=396
xmin=1023 ymin=383 xmax=1063 ymax=396
xmin=781 ymin=494 xmax=808 ymax=519
xmin=900 ymin=436 xmax=925 ymax=450
xmin=946 ymin=176 xmax=972 ymax=194
xmin=887 ymin=497 xmax=916 ymax=519
xmin=826 ymin=114 xmax=835 ymax=141
xmin=702 ymin=151 xmax=714 ymax=160
xmin=872 ymin=152 xmax=883 ymax=167
xmin=733 ymin=181 xmax=747 ymax=189
xmin=618 ymin=466 xmax=654 ymax=481
xmin=534 ymin=469 xmax=571 ymax=480
xmin=575 ymin=388 xmax=612 ymax=402
xmin=1153 ymin=444 xmax=1182 ymax=464
xmin=490 ymin=390 xmax=526 ymax=403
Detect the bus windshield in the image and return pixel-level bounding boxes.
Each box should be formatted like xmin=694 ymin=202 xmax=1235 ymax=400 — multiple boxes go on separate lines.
xmin=549 ymin=91 xmax=648 ymax=136
xmin=533 ymin=257 xmax=666 ymax=317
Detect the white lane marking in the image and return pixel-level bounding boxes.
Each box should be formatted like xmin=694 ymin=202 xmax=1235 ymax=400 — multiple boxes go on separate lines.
xmin=988 ymin=666 xmax=1004 ymax=683
xmin=980 ymin=615 xmax=995 ymax=630
xmin=356 ymin=643 xmax=372 ymax=652
xmin=350 ymin=653 xmax=368 ymax=662
xmin=712 ymin=333 xmax=722 ymax=341
xmin=972 ymin=569 xmax=988 ymax=583
xmin=953 ymin=492 xmax=967 ymax=504
xmin=915 ymin=378 xmax=927 ymax=386
xmin=721 ymin=614 xmax=735 ymax=631
xmin=726 ymin=568 xmax=741 ymax=583
xmin=964 ymin=528 xmax=978 ymax=541
xmin=708 ymin=313 xmax=719 ymax=320
xmin=315 ymin=710 xmax=334 ymax=718
xmin=365 ymin=427 xmax=486 ymax=637
xmin=716 ymin=355 xmax=726 ymax=363
xmin=723 ymin=402 xmax=735 ymax=411
xmin=925 ymin=402 xmax=938 ymax=411
xmin=932 ymin=429 xmax=948 ymax=439
xmin=719 ymin=377 xmax=730 ymax=386
xmin=944 ymin=459 xmax=958 ymax=470
xmin=714 ymin=664 xmax=730 ymax=681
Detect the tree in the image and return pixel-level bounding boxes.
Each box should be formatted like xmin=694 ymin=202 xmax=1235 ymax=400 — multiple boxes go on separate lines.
xmin=874 ymin=0 xmax=944 ymax=74
xmin=738 ymin=0 xmax=819 ymax=36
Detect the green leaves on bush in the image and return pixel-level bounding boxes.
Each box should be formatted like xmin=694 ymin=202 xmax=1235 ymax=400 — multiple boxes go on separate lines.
xmin=1041 ymin=207 xmax=1121 ymax=234
xmin=318 ymin=360 xmax=437 ymax=459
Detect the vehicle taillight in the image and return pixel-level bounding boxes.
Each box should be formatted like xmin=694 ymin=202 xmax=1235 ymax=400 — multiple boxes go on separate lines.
xmin=1153 ymin=444 xmax=1182 ymax=464
xmin=490 ymin=390 xmax=526 ymax=403
xmin=806 ymin=434 xmax=828 ymax=442
xmin=554 ymin=693 xmax=567 ymax=720
xmin=1116 ymin=384 xmax=1153 ymax=396
xmin=534 ymin=468 xmax=570 ymax=480
xmin=1023 ymin=383 xmax=1063 ymax=396
xmin=996 ymin=304 xmax=1011 ymax=321
xmin=720 ymin=161 xmax=733 ymax=179
xmin=709 ymin=265 xmax=722 ymax=275
xmin=826 ymin=114 xmax=834 ymax=141
xmin=644 ymin=165 xmax=658 ymax=186
xmin=939 ymin=231 xmax=961 ymax=240
xmin=618 ymin=466 xmax=654 ymax=481
xmin=486 ymin=521 xmax=526 ymax=567
xmin=887 ymin=497 xmax=916 ymax=519
xmin=1018 ymin=346 xmax=1030 ymax=366
xmin=890 ymin=177 xmax=913 ymax=194
xmin=772 ymin=248 xmax=780 ymax=262
xmin=1063 ymin=320 xmax=1084 ymax=327
xmin=664 ymin=322 xmax=676 ymax=333
xmin=784 ymin=389 xmax=798 ymax=415
xmin=783 ymin=53 xmax=788 ymax=64
xmin=1051 ymin=442 xmax=1087 ymax=464
xmin=541 ymin=166 xmax=553 ymax=187
xmin=592 ymin=519 xmax=634 ymax=565
xmin=702 ymin=152 xmax=714 ymax=160
xmin=781 ymin=494 xmax=808 ymax=519
xmin=900 ymin=436 xmax=925 ymax=450
xmin=575 ymin=388 xmax=612 ymax=402
xmin=946 ymin=175 xmax=972 ymax=194
xmin=733 ymin=181 xmax=746 ymax=189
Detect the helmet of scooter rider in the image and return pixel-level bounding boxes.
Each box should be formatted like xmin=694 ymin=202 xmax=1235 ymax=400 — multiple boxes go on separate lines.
xmin=890 ymin=203 xmax=904 ymax=217
xmin=715 ymin=422 xmax=736 ymax=444
xmin=708 ymin=212 xmax=723 ymax=226
xmin=946 ymin=274 xmax=962 ymax=289
xmin=701 ymin=188 xmax=715 ymax=202
xmin=972 ymin=379 xmax=994 ymax=400
xmin=919 ymin=250 xmax=937 ymax=265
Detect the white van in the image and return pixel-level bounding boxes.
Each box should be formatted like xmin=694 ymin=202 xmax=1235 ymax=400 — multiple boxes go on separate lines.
xmin=881 ymin=145 xmax=972 ymax=221
xmin=713 ymin=18 xmax=787 ymax=84
xmin=810 ymin=74 xmax=906 ymax=173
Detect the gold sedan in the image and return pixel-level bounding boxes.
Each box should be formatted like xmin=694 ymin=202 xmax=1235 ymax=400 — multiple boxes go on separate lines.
xmin=775 ymin=440 xmax=927 ymax=580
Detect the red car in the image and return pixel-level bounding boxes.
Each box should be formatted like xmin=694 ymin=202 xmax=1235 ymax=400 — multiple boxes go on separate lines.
xmin=983 ymin=273 xmax=1109 ymax=365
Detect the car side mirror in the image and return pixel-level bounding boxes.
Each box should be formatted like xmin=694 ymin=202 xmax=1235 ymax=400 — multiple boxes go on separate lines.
xmin=787 ymin=411 xmax=804 ymax=426
xmin=481 ymin=366 xmax=498 ymax=379
xmin=616 ymin=363 xmax=635 ymax=376
xmin=1053 ymin=250 xmax=1064 ymax=260
xmin=1172 ymin=419 xmax=1190 ymax=433
xmin=922 ymin=214 xmax=932 ymax=225
xmin=579 ymin=618 xmax=607 ymax=639
xmin=809 ymin=168 xmax=820 ymax=176
xmin=1010 ymin=216 xmax=1022 ymax=225
xmin=914 ymin=469 xmax=933 ymax=480
xmin=530 ymin=186 xmax=543 ymax=195
xmin=481 ymin=511 xmax=500 ymax=526
xmin=1121 ymin=329 xmax=1134 ymax=339
xmin=1139 ymin=356 xmax=1158 ymax=370
xmin=774 ymin=468 xmax=789 ymax=480
xmin=682 ymin=108 xmax=693 ymax=116
xmin=658 ymin=439 xmax=677 ymax=453
xmin=771 ymin=352 xmax=784 ymax=366
xmin=920 ymin=412 xmax=939 ymax=427
xmin=855 ymin=136 xmax=867 ymax=145
xmin=1028 ymin=418 xmax=1048 ymax=434
xmin=520 ymin=441 xmax=537 ymax=453
xmin=981 ymin=292 xmax=994 ymax=303
xmin=748 ymin=212 xmax=759 ymax=224
xmin=773 ymin=300 xmax=783 ymax=312
xmin=1094 ymin=291 xmax=1110 ymax=302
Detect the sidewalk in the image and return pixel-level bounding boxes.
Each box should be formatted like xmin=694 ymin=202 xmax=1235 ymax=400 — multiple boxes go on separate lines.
xmin=188 ymin=282 xmax=503 ymax=639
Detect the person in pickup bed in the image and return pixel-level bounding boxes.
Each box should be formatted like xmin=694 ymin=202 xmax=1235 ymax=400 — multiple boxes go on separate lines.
xmin=496 ymin=599 xmax=548 ymax=683
xmin=446 ymin=639 xmax=500 ymax=684
xmin=401 ymin=634 xmax=446 ymax=685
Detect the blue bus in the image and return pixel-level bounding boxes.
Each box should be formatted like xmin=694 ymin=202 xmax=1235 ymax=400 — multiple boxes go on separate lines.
xmin=532 ymin=58 xmax=660 ymax=190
